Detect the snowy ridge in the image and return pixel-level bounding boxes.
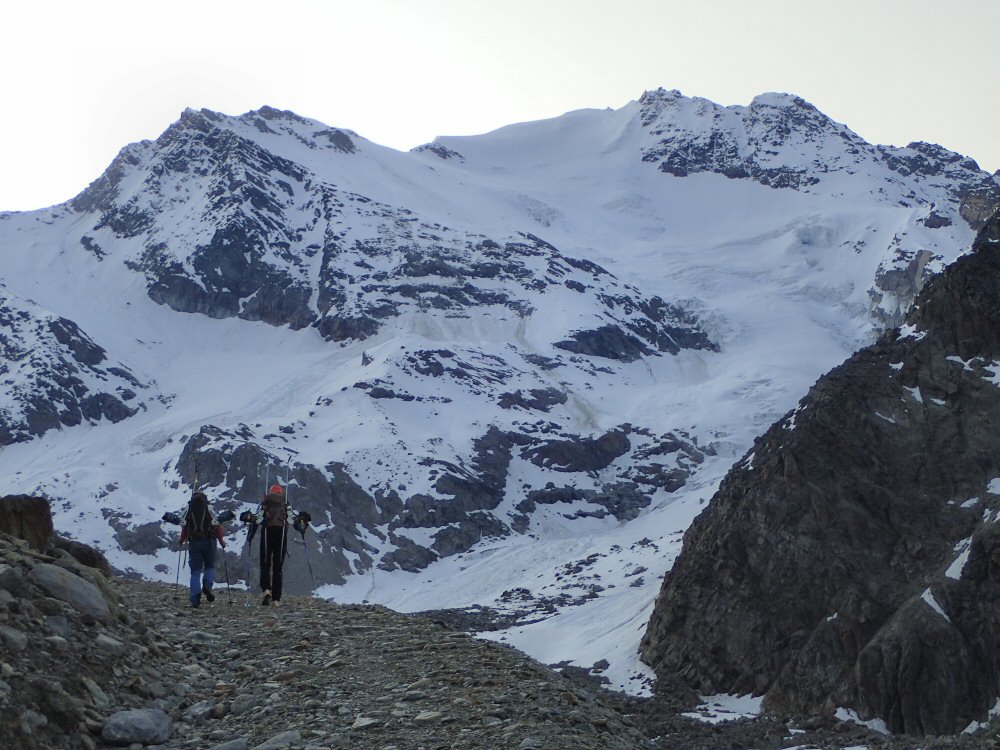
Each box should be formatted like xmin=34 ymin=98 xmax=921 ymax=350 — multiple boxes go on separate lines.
xmin=1 ymin=88 xmax=998 ymax=694
xmin=0 ymin=285 xmax=150 ymax=445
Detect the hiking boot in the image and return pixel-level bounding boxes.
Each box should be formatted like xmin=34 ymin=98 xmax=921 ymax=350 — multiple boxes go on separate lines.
xmin=262 ymin=590 xmax=272 ymax=606
xmin=202 ymin=584 xmax=215 ymax=603
xmin=190 ymin=594 xmax=200 ymax=609
xmin=272 ymin=599 xmax=281 ymax=608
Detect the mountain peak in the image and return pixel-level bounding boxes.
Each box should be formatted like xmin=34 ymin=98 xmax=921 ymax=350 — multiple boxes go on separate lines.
xmin=638 ymin=87 xmax=685 ymax=104
xmin=747 ymin=91 xmax=817 ymax=112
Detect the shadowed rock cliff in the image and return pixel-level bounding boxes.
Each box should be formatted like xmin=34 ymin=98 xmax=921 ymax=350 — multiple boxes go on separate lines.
xmin=640 ymin=211 xmax=1000 ymax=735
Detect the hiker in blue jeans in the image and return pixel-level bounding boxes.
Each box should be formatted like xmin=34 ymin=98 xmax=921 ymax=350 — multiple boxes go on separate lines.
xmin=179 ymin=491 xmax=227 ymax=608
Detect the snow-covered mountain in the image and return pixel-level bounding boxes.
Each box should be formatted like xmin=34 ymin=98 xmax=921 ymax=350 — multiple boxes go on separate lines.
xmin=1 ymin=89 xmax=997 ymax=696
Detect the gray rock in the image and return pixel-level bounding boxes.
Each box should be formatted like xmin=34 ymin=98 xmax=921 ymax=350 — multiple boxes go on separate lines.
xmin=229 ymin=693 xmax=257 ymax=716
xmin=350 ymin=716 xmax=381 ymax=730
xmin=101 ymin=708 xmax=172 ymax=746
xmin=211 ymin=740 xmax=249 ymax=750
xmin=0 ymin=625 xmax=27 ymax=652
xmin=0 ymin=563 xmax=22 ymax=593
xmin=27 ymin=562 xmax=112 ymax=622
xmin=45 ymin=615 xmax=69 ymax=637
xmin=251 ymin=730 xmax=302 ymax=750
xmin=81 ymin=676 xmax=110 ymax=708
xmin=95 ymin=633 xmax=125 ymax=654
xmin=413 ymin=710 xmax=443 ymax=724
xmin=183 ymin=699 xmax=215 ymax=723
xmin=20 ymin=708 xmax=48 ymax=732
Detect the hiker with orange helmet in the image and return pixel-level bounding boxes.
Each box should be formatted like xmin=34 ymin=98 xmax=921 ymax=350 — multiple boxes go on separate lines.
xmin=259 ymin=483 xmax=288 ymax=606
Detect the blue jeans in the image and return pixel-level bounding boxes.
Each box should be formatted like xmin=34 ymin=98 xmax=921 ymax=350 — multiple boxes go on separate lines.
xmin=188 ymin=538 xmax=216 ymax=606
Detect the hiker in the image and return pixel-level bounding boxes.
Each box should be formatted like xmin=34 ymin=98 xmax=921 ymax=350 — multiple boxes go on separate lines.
xmin=259 ymin=483 xmax=288 ymax=606
xmin=179 ymin=491 xmax=227 ymax=608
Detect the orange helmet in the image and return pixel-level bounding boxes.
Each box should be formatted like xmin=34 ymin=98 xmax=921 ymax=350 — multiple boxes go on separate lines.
xmin=268 ymin=484 xmax=284 ymax=496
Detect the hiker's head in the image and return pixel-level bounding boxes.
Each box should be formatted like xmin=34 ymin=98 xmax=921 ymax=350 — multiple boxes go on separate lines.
xmin=191 ymin=491 xmax=208 ymax=504
xmin=269 ymin=484 xmax=284 ymax=496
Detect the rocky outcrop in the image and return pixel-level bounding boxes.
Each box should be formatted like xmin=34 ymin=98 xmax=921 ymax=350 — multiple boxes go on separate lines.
xmin=147 ymin=420 xmax=704 ymax=587
xmin=0 ymin=291 xmax=147 ymax=446
xmin=641 ymin=211 xmax=1000 ymax=735
xmin=0 ymin=496 xmax=53 ymax=551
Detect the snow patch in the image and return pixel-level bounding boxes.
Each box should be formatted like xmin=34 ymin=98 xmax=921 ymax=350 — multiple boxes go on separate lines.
xmin=683 ymin=693 xmax=763 ymax=724
xmin=834 ymin=707 xmax=889 ymax=734
xmin=920 ymin=588 xmax=951 ymax=621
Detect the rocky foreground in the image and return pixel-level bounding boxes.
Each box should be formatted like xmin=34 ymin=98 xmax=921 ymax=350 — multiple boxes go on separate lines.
xmin=4 ymin=497 xmax=1000 ymax=750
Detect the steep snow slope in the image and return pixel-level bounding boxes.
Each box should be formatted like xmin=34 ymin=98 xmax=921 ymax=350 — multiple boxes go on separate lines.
xmin=0 ymin=89 xmax=997 ymax=694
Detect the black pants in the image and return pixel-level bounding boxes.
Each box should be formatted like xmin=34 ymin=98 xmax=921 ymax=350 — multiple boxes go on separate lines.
xmin=259 ymin=526 xmax=286 ymax=601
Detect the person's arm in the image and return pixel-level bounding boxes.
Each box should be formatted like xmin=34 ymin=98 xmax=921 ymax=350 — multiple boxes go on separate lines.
xmin=179 ymin=527 xmax=188 ymax=545
xmin=215 ymin=524 xmax=226 ymax=548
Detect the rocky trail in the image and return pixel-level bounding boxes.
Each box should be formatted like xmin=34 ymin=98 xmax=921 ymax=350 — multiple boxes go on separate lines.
xmin=4 ymin=496 xmax=1000 ymax=750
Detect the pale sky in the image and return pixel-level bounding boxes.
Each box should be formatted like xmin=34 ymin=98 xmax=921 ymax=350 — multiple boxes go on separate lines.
xmin=3 ymin=0 xmax=998 ymax=212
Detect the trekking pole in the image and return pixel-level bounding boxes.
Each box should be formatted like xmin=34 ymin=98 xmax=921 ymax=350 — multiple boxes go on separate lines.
xmin=174 ymin=543 xmax=182 ymax=597
xmin=242 ymin=531 xmax=253 ymax=608
xmin=282 ymin=460 xmax=291 ymax=563
xmin=223 ymin=553 xmax=232 ymax=603
xmin=177 ymin=544 xmax=188 ymax=603
xmin=301 ymin=531 xmax=317 ymax=591
xmin=292 ymin=511 xmax=315 ymax=591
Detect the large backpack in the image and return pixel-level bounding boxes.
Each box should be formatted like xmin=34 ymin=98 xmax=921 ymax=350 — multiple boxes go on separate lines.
xmin=262 ymin=493 xmax=287 ymax=528
xmin=185 ymin=492 xmax=215 ymax=541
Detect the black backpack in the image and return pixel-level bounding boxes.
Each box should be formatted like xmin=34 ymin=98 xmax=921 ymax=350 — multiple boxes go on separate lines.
xmin=185 ymin=492 xmax=215 ymax=541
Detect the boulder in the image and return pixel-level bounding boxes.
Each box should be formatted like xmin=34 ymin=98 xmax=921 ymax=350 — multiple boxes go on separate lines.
xmin=101 ymin=708 xmax=172 ymax=746
xmin=48 ymin=534 xmax=113 ymax=575
xmin=26 ymin=563 xmax=112 ymax=623
xmin=0 ymin=496 xmax=53 ymax=551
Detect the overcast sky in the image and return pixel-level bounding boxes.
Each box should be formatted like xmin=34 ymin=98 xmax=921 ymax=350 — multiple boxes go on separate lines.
xmin=3 ymin=0 xmax=998 ymax=212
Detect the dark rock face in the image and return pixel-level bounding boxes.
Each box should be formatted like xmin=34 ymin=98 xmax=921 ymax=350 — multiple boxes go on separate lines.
xmin=0 ymin=290 xmax=146 ymax=445
xmin=640 ymin=211 xmax=1000 ymax=735
xmin=498 ymin=387 xmax=568 ymax=412
xmin=554 ymin=325 xmax=653 ymax=362
xmin=155 ymin=421 xmax=696 ymax=585
xmin=523 ymin=428 xmax=631 ymax=472
xmin=637 ymin=90 xmax=1000 ymax=235
xmin=516 ymin=483 xmax=651 ymax=523
xmin=638 ymin=89 xmax=851 ymax=190
xmin=411 ymin=143 xmax=464 ymax=161
xmin=879 ymin=142 xmax=1000 ymax=231
xmin=0 ymin=496 xmax=53 ymax=552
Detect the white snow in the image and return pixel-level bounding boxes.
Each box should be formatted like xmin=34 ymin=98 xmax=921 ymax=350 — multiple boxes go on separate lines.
xmin=946 ymin=537 xmax=972 ymax=580
xmin=834 ymin=707 xmax=890 ymax=734
xmin=964 ymin=697 xmax=1000 ymax=733
xmin=920 ymin=588 xmax=951 ymax=621
xmin=683 ymin=693 xmax=763 ymax=724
